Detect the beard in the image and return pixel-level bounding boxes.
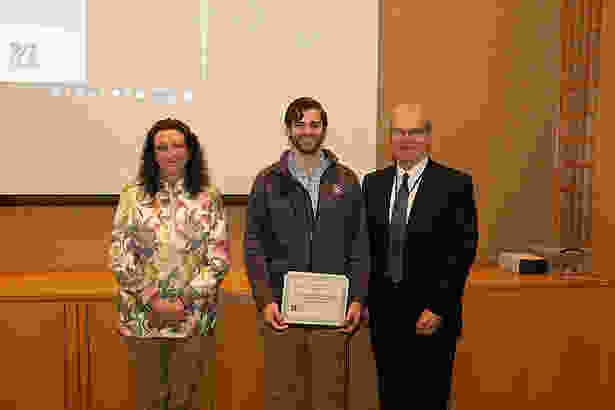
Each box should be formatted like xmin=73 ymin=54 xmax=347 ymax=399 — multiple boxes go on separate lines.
xmin=289 ymin=133 xmax=325 ymax=155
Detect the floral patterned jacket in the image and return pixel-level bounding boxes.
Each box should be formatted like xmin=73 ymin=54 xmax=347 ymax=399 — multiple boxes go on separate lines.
xmin=110 ymin=178 xmax=230 ymax=338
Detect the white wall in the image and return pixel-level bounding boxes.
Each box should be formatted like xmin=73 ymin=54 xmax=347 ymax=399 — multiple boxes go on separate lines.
xmin=0 ymin=0 xmax=379 ymax=194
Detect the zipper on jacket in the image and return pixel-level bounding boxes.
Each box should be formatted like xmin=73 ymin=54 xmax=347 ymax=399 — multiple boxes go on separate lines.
xmin=294 ymin=183 xmax=314 ymax=272
xmin=291 ymin=163 xmax=335 ymax=272
xmin=311 ymin=163 xmax=334 ymax=230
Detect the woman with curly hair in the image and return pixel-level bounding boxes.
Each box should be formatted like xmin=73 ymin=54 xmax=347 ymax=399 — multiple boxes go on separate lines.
xmin=110 ymin=118 xmax=230 ymax=410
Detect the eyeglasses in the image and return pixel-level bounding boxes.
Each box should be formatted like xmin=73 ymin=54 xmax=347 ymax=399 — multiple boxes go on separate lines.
xmin=391 ymin=128 xmax=428 ymax=136
xmin=155 ymin=143 xmax=187 ymax=152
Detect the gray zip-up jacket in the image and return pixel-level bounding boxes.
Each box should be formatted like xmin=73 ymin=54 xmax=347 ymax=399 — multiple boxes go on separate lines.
xmin=244 ymin=149 xmax=370 ymax=311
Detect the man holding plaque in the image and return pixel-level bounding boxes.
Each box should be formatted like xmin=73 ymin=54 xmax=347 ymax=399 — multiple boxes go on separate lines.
xmin=362 ymin=104 xmax=478 ymax=410
xmin=245 ymin=97 xmax=369 ymax=410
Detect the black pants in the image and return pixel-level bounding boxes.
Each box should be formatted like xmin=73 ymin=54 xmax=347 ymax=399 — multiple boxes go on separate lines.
xmin=369 ymin=283 xmax=458 ymax=410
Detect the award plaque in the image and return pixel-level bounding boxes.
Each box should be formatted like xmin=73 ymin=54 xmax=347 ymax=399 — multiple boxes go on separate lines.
xmin=281 ymin=271 xmax=349 ymax=327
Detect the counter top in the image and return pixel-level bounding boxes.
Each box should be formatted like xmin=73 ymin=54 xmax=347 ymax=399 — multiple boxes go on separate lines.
xmin=466 ymin=265 xmax=609 ymax=288
xmin=0 ymin=266 xmax=610 ymax=300
xmin=0 ymin=271 xmax=253 ymax=301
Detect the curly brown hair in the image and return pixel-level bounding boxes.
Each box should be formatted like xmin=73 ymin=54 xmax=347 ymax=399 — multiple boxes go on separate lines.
xmin=136 ymin=118 xmax=211 ymax=195
xmin=284 ymin=97 xmax=329 ymax=132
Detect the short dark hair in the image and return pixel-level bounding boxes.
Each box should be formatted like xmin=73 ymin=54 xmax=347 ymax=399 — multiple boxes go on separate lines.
xmin=284 ymin=97 xmax=329 ymax=131
xmin=136 ymin=118 xmax=210 ymax=195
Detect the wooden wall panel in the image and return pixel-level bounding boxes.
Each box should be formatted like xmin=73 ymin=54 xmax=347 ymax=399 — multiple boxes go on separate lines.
xmin=0 ymin=301 xmax=66 ymax=410
xmin=455 ymin=287 xmax=615 ymax=410
xmin=0 ymin=204 xmax=250 ymax=293
xmin=86 ymin=302 xmax=136 ymax=410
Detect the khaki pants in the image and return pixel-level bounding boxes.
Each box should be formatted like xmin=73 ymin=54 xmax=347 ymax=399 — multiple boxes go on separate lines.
xmin=261 ymin=320 xmax=350 ymax=410
xmin=124 ymin=336 xmax=215 ymax=410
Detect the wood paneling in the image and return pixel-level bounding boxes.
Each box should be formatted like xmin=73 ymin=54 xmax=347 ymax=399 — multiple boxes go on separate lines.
xmin=0 ymin=204 xmax=251 ymax=294
xmin=0 ymin=301 xmax=66 ymax=410
xmin=455 ymin=287 xmax=615 ymax=410
xmin=0 ymin=269 xmax=612 ymax=410
xmin=0 ymin=195 xmax=248 ymax=207
xmin=86 ymin=302 xmax=136 ymax=410
xmin=559 ymin=136 xmax=594 ymax=144
xmin=227 ymin=205 xmax=248 ymax=280
xmin=215 ymin=294 xmax=263 ymax=410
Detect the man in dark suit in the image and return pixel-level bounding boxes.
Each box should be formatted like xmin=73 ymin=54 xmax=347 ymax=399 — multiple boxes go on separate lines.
xmin=362 ymin=104 xmax=478 ymax=410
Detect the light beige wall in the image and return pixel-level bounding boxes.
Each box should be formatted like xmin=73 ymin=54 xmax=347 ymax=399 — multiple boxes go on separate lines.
xmin=1 ymin=0 xmax=379 ymax=195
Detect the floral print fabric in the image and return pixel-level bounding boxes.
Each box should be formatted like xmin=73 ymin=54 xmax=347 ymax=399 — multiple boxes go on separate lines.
xmin=110 ymin=178 xmax=230 ymax=338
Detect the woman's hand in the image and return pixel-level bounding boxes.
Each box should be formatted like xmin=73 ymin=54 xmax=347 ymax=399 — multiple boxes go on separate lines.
xmin=146 ymin=287 xmax=185 ymax=316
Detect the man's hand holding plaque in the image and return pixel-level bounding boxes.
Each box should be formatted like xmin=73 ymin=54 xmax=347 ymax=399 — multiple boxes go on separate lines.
xmin=340 ymin=300 xmax=362 ymax=334
xmin=281 ymin=271 xmax=351 ymax=329
xmin=263 ymin=302 xmax=288 ymax=330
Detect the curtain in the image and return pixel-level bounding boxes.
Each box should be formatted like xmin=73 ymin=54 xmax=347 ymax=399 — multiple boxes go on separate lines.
xmin=556 ymin=0 xmax=605 ymax=248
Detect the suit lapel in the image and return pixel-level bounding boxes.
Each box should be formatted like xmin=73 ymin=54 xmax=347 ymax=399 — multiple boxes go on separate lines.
xmin=380 ymin=166 xmax=397 ymax=228
xmin=406 ymin=158 xmax=437 ymax=232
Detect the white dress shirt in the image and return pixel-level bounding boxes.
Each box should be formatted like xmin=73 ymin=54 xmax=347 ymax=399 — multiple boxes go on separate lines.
xmin=388 ymin=156 xmax=429 ymax=223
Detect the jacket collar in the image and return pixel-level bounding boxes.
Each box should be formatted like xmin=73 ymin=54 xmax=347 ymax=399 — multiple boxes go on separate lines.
xmin=384 ymin=156 xmax=435 ymax=192
xmin=388 ymin=156 xmax=434 ymax=175
xmin=159 ymin=176 xmax=185 ymax=196
xmin=395 ymin=155 xmax=429 ymax=180
xmin=276 ymin=148 xmax=339 ymax=177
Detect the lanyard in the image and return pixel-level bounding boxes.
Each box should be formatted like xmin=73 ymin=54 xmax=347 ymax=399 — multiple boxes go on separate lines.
xmin=393 ymin=168 xmax=425 ymax=213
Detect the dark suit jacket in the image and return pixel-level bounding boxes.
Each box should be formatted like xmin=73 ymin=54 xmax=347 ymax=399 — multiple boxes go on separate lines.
xmin=362 ymin=158 xmax=478 ymax=337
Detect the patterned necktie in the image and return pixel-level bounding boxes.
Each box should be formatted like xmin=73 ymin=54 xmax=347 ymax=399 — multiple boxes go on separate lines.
xmin=388 ymin=173 xmax=410 ymax=283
